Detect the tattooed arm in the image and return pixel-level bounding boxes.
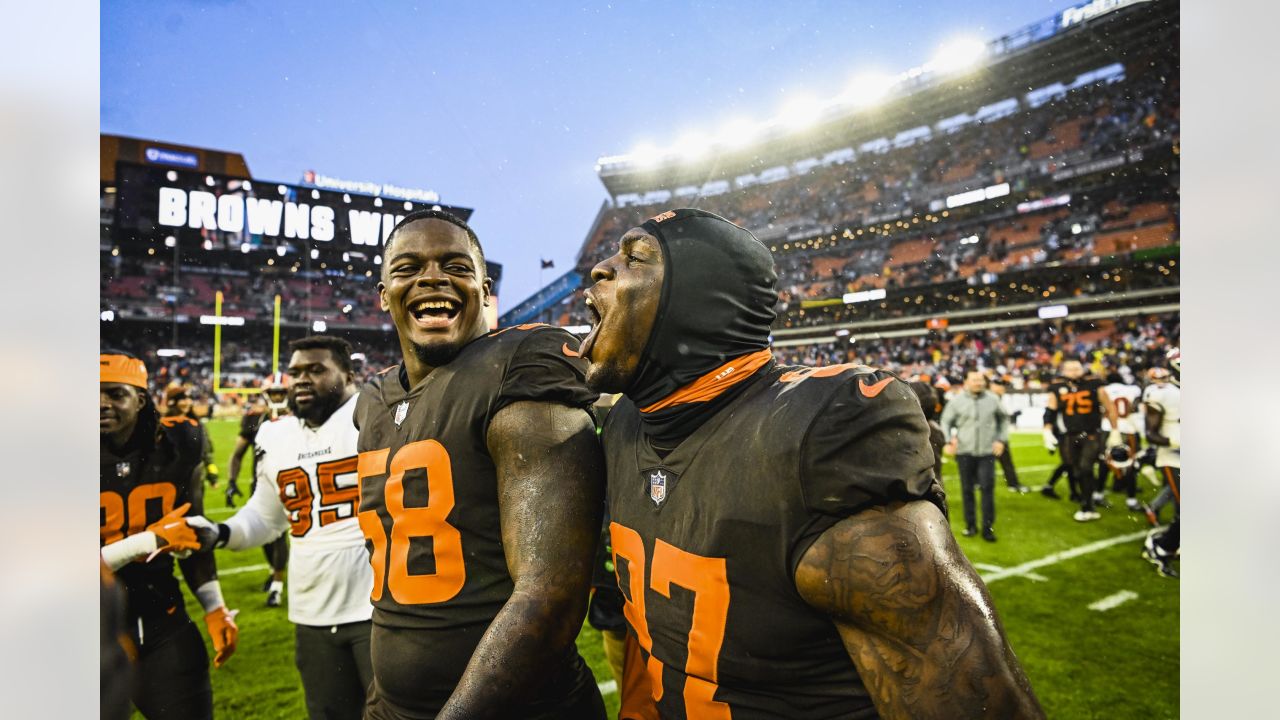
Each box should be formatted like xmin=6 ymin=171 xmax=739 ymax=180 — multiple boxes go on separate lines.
xmin=435 ymin=401 xmax=605 ymax=720
xmin=794 ymin=500 xmax=1044 ymax=720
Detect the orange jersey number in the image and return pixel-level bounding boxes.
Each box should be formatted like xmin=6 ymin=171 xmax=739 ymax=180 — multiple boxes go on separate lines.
xmin=1062 ymin=390 xmax=1094 ymax=416
xmin=357 ymin=440 xmax=465 ymax=605
xmin=611 ymin=522 xmax=732 ymax=719
xmin=275 ymin=457 xmax=361 ymax=537
xmin=100 ymin=483 xmax=178 ymax=545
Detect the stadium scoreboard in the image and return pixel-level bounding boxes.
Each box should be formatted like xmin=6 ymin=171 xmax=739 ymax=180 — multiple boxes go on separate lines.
xmin=112 ymin=162 xmax=473 ymax=254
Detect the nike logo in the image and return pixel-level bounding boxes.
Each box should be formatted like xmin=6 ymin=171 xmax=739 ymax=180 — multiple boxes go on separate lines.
xmin=858 ymin=377 xmax=894 ymax=398
xmin=561 ymin=342 xmax=581 ymax=358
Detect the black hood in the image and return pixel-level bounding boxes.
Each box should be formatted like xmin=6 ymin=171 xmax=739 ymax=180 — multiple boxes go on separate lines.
xmin=626 ymin=208 xmax=778 ymax=412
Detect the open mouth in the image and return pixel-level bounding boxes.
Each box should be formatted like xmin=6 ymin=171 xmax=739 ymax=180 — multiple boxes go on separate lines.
xmin=409 ymin=297 xmax=461 ymax=330
xmin=579 ymin=295 xmax=604 ymax=360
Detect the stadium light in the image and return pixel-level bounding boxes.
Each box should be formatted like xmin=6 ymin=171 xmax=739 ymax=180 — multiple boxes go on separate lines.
xmin=276 ymin=245 xmax=287 ymax=256
xmin=277 ymin=184 xmax=288 ymax=195
xmin=100 ymin=310 xmax=115 ymax=322
xmin=164 ymin=235 xmax=176 ymax=248
xmin=311 ymin=249 xmax=320 ymax=260
xmin=240 ymin=243 xmax=251 ymax=254
xmin=719 ymin=118 xmax=760 ymax=149
xmin=843 ymin=288 xmax=887 ymax=304
xmin=779 ymin=95 xmax=823 ymax=131
xmin=373 ymin=255 xmax=382 ymax=265
xmin=403 ymin=201 xmax=413 ymax=211
xmin=931 ymin=37 xmax=986 ymax=74
xmin=202 ymin=239 xmax=213 ymax=251
xmin=629 ymin=142 xmax=662 ymax=168
xmin=200 ymin=315 xmax=245 ymax=326
xmin=312 ymin=320 xmax=327 ymax=332
xmin=671 ymin=131 xmax=710 ymax=162
xmin=1038 ymin=304 xmax=1069 ymax=319
xmin=841 ymin=72 xmax=894 ymax=107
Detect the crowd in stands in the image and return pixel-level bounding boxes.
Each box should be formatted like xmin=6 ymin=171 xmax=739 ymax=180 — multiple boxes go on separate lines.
xmin=570 ymin=53 xmax=1178 ymax=329
xmin=102 ymin=254 xmax=385 ymax=327
xmin=772 ymin=313 xmax=1178 ymax=389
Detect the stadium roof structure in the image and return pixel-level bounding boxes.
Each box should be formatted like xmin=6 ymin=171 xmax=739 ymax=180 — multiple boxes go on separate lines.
xmin=594 ymin=0 xmax=1176 ymax=198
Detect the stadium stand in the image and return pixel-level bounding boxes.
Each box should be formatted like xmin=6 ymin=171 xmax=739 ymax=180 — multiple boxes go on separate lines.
xmin=508 ymin=0 xmax=1179 ymax=384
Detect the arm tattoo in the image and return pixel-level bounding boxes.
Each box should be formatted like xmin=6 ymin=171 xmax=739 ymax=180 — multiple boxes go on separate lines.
xmin=435 ymin=401 xmax=604 ymax=719
xmin=795 ymin=502 xmax=1044 ymax=720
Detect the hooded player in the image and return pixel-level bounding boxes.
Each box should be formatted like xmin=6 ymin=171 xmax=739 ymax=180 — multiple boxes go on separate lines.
xmin=577 ymin=209 xmax=1043 ymax=719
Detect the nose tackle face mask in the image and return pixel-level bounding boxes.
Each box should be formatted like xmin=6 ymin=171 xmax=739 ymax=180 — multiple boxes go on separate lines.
xmin=625 ymin=209 xmax=778 ymax=441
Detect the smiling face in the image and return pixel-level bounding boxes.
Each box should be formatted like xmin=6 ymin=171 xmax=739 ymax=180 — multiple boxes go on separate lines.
xmin=100 ymin=382 xmax=144 ymax=443
xmin=378 ymin=218 xmax=492 ymax=382
xmin=581 ymin=228 xmax=665 ymax=393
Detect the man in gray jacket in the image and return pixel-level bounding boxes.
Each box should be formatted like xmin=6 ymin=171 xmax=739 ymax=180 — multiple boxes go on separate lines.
xmin=941 ymin=371 xmax=1009 ymax=542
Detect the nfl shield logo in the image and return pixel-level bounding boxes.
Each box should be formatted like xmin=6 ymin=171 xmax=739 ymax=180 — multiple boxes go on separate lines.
xmin=649 ymin=470 xmax=668 ymax=506
xmin=116 ymin=461 xmax=131 ymax=478
xmin=394 ymin=401 xmax=409 ymax=428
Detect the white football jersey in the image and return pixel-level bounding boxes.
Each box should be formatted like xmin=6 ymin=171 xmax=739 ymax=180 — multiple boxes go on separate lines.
xmin=1104 ymin=382 xmax=1143 ymax=434
xmin=1141 ymin=382 xmax=1180 ymax=468
xmin=228 ymin=395 xmax=372 ymax=626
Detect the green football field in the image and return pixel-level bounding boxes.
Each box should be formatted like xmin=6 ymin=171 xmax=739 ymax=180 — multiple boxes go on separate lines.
xmin=153 ymin=419 xmax=1178 ymax=719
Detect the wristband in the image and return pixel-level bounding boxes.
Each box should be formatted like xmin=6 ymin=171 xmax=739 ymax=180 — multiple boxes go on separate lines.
xmin=194 ymin=580 xmax=226 ymax=614
xmin=100 ymin=531 xmax=160 ymax=571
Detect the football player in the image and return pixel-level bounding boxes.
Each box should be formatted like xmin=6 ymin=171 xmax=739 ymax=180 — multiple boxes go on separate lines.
xmin=99 ymin=352 xmax=237 ymax=720
xmin=189 ymin=336 xmax=374 ymax=718
xmin=163 ymin=383 xmax=219 ymax=489
xmin=1041 ymin=359 xmax=1121 ymax=521
xmin=1102 ymin=371 xmax=1144 ymax=509
xmin=354 ymin=210 xmax=606 ymax=719
xmin=225 ymin=373 xmax=291 ymax=606
xmin=1141 ymin=352 xmax=1181 ymax=577
xmin=580 ymin=209 xmax=1043 ymax=718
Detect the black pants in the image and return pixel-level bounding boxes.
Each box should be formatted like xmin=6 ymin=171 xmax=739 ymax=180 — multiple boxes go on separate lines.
xmin=265 ymin=532 xmax=290 ymax=572
xmin=1061 ymin=432 xmax=1103 ymax=511
xmin=296 ymin=620 xmax=374 ymax=720
xmin=133 ymin=619 xmax=212 ymax=720
xmin=997 ymin=448 xmax=1020 ymax=487
xmin=956 ymin=454 xmax=996 ymax=531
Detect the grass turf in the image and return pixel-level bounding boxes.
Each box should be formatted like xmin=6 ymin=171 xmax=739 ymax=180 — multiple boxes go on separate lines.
xmin=140 ymin=420 xmax=1177 ymax=719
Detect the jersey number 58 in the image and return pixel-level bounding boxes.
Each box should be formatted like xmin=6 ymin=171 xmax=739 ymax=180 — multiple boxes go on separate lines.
xmin=357 ymin=440 xmax=465 ymax=604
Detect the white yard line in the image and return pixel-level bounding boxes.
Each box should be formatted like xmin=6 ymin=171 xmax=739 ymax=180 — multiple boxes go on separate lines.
xmin=973 ymin=563 xmax=1047 ymax=582
xmin=219 ymin=562 xmax=271 ymax=576
xmin=1089 ymin=590 xmax=1138 ymax=611
xmin=979 ymin=530 xmax=1150 ymax=584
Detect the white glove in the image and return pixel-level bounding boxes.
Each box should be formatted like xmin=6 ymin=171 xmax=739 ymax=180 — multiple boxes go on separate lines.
xmin=1042 ymin=428 xmax=1059 ymax=450
xmin=185 ymin=515 xmax=223 ymax=553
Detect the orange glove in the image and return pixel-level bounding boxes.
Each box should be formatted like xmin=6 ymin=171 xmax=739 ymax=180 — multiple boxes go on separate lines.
xmin=203 ymin=606 xmax=239 ymax=668
xmin=145 ymin=503 xmax=200 ymax=559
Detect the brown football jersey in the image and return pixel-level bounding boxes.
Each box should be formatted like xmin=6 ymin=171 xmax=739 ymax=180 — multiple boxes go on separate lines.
xmin=605 ymin=362 xmax=944 ymax=720
xmin=100 ymin=415 xmax=205 ymax=644
xmin=354 ymin=324 xmax=600 ymax=717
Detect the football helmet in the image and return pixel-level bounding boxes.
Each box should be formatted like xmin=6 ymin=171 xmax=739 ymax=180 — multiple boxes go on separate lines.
xmin=1166 ymin=347 xmax=1180 ymax=387
xmin=1107 ymin=443 xmax=1133 ymax=470
xmin=1146 ymin=366 xmax=1170 ymax=383
xmin=262 ymin=372 xmax=290 ymax=419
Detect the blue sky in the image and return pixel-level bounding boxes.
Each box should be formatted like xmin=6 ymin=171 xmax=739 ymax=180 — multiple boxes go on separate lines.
xmin=102 ymin=0 xmax=1077 ymax=312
